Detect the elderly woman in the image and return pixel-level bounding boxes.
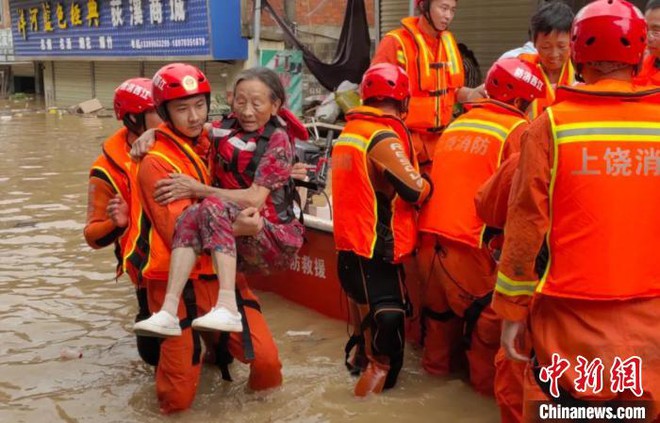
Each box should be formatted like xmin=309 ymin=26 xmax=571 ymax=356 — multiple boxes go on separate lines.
xmin=134 ymin=67 xmax=306 ymax=337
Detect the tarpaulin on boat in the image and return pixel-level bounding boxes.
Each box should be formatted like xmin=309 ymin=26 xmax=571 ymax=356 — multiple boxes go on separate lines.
xmin=261 ymin=0 xmax=371 ymax=91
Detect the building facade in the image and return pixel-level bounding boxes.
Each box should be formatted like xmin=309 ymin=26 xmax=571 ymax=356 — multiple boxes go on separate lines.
xmin=9 ymin=0 xmax=248 ymax=108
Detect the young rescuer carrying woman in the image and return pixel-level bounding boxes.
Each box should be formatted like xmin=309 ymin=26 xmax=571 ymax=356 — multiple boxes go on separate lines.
xmin=134 ymin=67 xmax=306 ymax=337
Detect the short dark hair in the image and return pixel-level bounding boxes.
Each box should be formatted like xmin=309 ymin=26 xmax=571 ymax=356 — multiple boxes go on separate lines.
xmin=647 ymin=0 xmax=660 ymax=11
xmin=233 ymin=67 xmax=286 ymax=107
xmin=531 ymin=1 xmax=574 ymax=42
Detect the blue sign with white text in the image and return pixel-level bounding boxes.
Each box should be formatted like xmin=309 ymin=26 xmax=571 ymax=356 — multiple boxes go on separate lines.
xmin=10 ymin=0 xmax=247 ymax=60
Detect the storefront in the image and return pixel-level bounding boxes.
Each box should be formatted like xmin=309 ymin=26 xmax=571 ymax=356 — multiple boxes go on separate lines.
xmin=10 ymin=0 xmax=248 ymax=108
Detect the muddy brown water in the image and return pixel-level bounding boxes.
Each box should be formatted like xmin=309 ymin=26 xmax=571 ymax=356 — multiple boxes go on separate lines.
xmin=0 ymin=106 xmax=499 ymax=423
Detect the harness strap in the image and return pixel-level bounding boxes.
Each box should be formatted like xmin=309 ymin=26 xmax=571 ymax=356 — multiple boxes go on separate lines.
xmin=229 ymin=145 xmax=250 ymax=188
xmin=215 ymin=290 xmax=263 ymax=381
xmin=135 ymin=287 xmax=150 ymax=320
xmin=178 ymin=280 xmax=202 ymax=365
xmin=462 ymin=291 xmax=493 ymax=350
xmin=244 ymin=120 xmax=277 ymax=179
xmin=215 ymin=332 xmax=234 ymax=382
xmin=113 ymin=240 xmax=124 ymax=279
xmin=344 ymin=334 xmax=365 ymax=376
xmin=429 ymin=89 xmax=449 ymax=96
xmin=420 ymin=307 xmax=457 ymax=347
xmin=482 ymin=226 xmax=503 ymax=246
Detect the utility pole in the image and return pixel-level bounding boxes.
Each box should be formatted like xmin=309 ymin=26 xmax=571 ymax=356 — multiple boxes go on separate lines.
xmin=284 ymin=0 xmax=296 ymax=48
xmin=253 ymin=0 xmax=262 ymax=66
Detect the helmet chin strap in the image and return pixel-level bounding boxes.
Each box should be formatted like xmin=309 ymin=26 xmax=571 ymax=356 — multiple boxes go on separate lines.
xmin=420 ymin=1 xmax=443 ymax=33
xmin=123 ymin=113 xmax=146 ymax=137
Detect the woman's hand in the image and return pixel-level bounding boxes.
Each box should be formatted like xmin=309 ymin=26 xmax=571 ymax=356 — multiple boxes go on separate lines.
xmin=107 ymin=194 xmax=129 ymax=228
xmin=290 ymin=162 xmax=311 ymax=181
xmin=154 ymin=173 xmax=205 ymax=205
xmin=232 ymin=207 xmax=264 ymax=237
xmin=458 ymin=85 xmax=487 ymax=103
xmin=467 ymin=84 xmax=487 ymax=102
xmin=130 ymin=128 xmax=156 ymax=160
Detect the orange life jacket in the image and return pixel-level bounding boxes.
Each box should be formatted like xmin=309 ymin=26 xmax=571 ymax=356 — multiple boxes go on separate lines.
xmin=89 ymin=127 xmax=133 ymax=278
xmin=418 ymin=100 xmax=527 ymax=247
xmin=90 ymin=127 xmax=132 ymax=204
xmin=518 ymin=53 xmax=576 ymax=120
xmin=331 ymin=106 xmax=419 ymax=263
xmin=537 ymin=82 xmax=660 ymax=300
xmin=123 ymin=124 xmax=213 ymax=283
xmin=635 ymin=54 xmax=660 ymax=87
xmin=386 ymin=17 xmax=465 ymax=132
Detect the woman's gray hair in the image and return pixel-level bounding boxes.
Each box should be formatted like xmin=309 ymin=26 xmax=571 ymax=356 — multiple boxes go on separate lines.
xmin=233 ymin=67 xmax=287 ymax=107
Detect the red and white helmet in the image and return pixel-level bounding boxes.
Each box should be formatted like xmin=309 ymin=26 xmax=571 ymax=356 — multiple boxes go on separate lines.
xmin=571 ymin=0 xmax=647 ymax=67
xmin=486 ymin=58 xmax=546 ymax=103
xmin=113 ymin=78 xmax=154 ymax=121
xmin=360 ymin=63 xmax=410 ymax=105
xmin=152 ymin=63 xmax=211 ymax=119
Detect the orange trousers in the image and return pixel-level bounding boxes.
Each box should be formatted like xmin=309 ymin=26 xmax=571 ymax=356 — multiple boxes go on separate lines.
xmin=495 ymin=343 xmax=529 ymax=423
xmin=521 ymin=295 xmax=660 ymax=422
xmin=145 ymin=274 xmax=282 ymax=414
xmin=416 ymin=233 xmax=501 ymax=396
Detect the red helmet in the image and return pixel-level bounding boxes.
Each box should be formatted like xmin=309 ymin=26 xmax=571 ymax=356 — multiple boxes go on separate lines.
xmin=571 ymin=0 xmax=647 ymax=67
xmin=152 ymin=63 xmax=211 ymax=118
xmin=114 ymin=78 xmax=154 ymax=121
xmin=360 ymin=63 xmax=410 ymax=104
xmin=486 ymin=58 xmax=546 ymax=103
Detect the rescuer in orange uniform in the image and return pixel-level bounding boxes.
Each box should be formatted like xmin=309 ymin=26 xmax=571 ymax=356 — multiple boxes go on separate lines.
xmin=124 ymin=64 xmax=282 ymax=414
xmin=517 ymin=1 xmax=576 ymax=119
xmin=332 ymin=63 xmax=432 ymax=397
xmin=372 ymin=0 xmax=485 ymax=171
xmin=637 ymin=0 xmax=660 ymax=85
xmin=495 ymin=2 xmax=660 ymax=421
xmin=84 ymin=78 xmax=162 ymax=364
xmin=475 ymin=152 xmax=530 ymax=423
xmin=475 ymin=138 xmax=547 ymax=423
xmin=415 ymin=58 xmax=546 ymax=396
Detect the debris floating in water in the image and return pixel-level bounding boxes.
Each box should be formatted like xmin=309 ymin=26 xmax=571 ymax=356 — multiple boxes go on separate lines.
xmin=60 ymin=347 xmax=83 ymax=360
xmin=285 ymin=330 xmax=313 ymax=337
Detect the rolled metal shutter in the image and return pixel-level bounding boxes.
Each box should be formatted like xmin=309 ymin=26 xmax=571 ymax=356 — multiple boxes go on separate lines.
xmin=450 ymin=0 xmax=535 ymax=76
xmin=53 ymin=61 xmax=93 ymax=107
xmin=11 ymin=62 xmax=35 ymax=77
xmin=143 ymin=61 xmax=171 ymax=79
xmin=94 ymin=61 xmax=141 ymax=109
xmin=378 ymin=0 xmax=409 ymax=39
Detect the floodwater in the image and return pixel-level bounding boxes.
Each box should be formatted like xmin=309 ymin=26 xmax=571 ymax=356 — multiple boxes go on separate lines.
xmin=0 ymin=101 xmax=499 ymax=423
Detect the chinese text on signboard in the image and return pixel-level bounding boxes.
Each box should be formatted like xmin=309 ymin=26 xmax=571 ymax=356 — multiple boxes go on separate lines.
xmin=10 ymin=0 xmax=211 ymax=57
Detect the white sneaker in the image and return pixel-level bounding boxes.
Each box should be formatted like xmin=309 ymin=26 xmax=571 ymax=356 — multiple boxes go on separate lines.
xmin=133 ymin=311 xmax=181 ymax=338
xmin=191 ymin=307 xmax=243 ymax=333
